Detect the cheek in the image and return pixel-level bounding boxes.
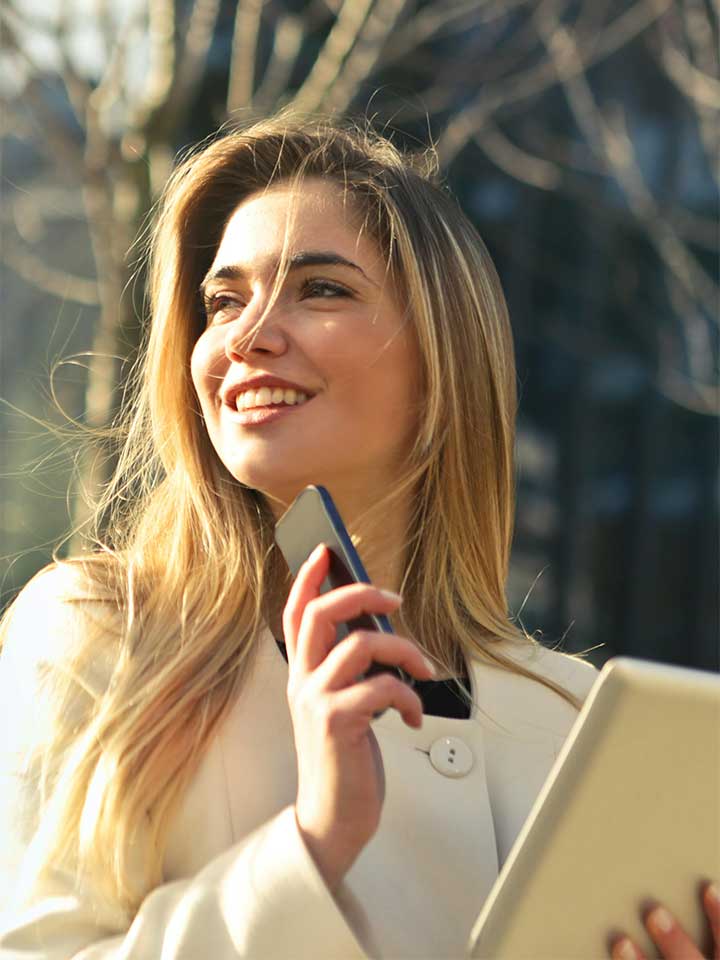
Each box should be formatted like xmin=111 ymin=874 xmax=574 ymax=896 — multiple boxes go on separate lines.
xmin=190 ymin=336 xmax=221 ymax=414
xmin=189 ymin=338 xmax=205 ymax=389
xmin=385 ymin=340 xmax=422 ymax=443
xmin=351 ymin=344 xmax=420 ymax=450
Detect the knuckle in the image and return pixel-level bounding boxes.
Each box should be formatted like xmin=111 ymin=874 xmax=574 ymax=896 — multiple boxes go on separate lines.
xmin=376 ymin=671 xmax=403 ymax=696
xmin=302 ymin=595 xmax=320 ymax=617
xmin=346 ymin=630 xmax=372 ymax=657
xmin=304 ymin=594 xmax=330 ymax=623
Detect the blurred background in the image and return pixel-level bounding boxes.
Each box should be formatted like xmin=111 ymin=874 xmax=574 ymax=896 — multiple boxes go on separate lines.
xmin=0 ymin=0 xmax=717 ymax=671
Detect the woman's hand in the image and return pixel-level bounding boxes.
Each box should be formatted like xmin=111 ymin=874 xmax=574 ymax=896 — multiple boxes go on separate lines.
xmin=610 ymin=883 xmax=720 ymax=959
xmin=283 ymin=544 xmax=435 ymax=894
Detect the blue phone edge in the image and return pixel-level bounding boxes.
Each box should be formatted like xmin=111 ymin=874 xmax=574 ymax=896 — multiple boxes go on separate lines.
xmin=308 ymin=486 xmax=394 ymax=635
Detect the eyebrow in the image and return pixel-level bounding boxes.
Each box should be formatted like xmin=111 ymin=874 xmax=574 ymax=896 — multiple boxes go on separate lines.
xmin=200 ymin=250 xmax=377 ymax=296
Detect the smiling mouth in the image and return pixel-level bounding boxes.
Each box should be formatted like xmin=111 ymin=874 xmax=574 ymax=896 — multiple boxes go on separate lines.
xmin=234 ymin=386 xmax=310 ymax=411
xmin=226 ymin=392 xmax=314 ymax=426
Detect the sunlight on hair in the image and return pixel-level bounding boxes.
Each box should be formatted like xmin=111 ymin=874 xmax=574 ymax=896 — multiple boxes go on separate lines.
xmin=0 ymin=112 xmax=582 ymax=913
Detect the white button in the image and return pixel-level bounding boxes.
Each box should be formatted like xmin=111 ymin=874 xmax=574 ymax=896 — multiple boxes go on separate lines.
xmin=429 ymin=736 xmax=474 ymax=778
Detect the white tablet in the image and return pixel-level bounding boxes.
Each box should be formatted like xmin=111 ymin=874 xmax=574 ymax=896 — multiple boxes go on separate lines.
xmin=468 ymin=657 xmax=720 ymax=959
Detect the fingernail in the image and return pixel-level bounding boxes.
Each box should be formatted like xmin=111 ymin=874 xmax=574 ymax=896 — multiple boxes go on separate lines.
xmin=614 ymin=937 xmax=638 ymax=960
xmin=707 ymin=882 xmax=720 ymax=904
xmin=648 ymin=906 xmax=674 ymax=935
xmin=379 ymin=589 xmax=402 ymax=603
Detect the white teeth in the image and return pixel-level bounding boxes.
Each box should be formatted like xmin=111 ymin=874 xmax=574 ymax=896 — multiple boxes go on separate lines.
xmin=234 ymin=387 xmax=310 ymax=411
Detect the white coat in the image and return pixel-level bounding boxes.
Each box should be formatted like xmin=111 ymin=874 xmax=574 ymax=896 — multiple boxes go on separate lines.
xmin=0 ymin=563 xmax=598 ymax=959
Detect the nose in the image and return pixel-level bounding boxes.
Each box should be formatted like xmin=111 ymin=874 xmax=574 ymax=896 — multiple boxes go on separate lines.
xmin=224 ymin=298 xmax=289 ymax=362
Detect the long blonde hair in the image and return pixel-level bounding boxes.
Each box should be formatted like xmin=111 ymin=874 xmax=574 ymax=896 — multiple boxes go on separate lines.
xmin=1 ymin=114 xmax=580 ymax=915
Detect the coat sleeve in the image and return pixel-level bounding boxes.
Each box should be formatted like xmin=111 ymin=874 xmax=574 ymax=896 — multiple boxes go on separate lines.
xmin=0 ymin=566 xmax=368 ymax=960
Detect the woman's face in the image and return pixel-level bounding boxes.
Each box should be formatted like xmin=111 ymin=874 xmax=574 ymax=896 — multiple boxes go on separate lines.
xmin=190 ymin=178 xmax=421 ymax=512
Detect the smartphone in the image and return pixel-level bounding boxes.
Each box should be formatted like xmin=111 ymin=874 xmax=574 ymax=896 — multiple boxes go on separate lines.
xmin=274 ymin=485 xmax=413 ymax=688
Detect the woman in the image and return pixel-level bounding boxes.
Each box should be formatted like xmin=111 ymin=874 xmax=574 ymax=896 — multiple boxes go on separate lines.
xmin=0 ymin=116 xmax=715 ymax=959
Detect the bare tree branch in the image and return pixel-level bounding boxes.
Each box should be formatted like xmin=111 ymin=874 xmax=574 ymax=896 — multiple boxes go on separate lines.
xmin=319 ymin=0 xmax=410 ymax=114
xmin=127 ymin=0 xmax=177 ymax=131
xmin=5 ymin=186 xmax=85 ymax=244
xmin=650 ymin=2 xmax=720 ymax=165
xmin=475 ymin=120 xmax=563 ymax=190
xmin=2 ymin=2 xmax=56 ymax=32
xmin=482 ymin=127 xmax=719 ymax=270
xmin=516 ymin=117 xmax=719 ymax=250
xmin=173 ymin=0 xmax=223 ymax=119
xmin=0 ymin=8 xmax=53 ymax=79
xmin=664 ymin=269 xmax=717 ymax=387
xmin=0 ymin=78 xmax=83 ymax=171
xmin=539 ymin=13 xmax=718 ymax=314
xmin=664 ymin=206 xmax=719 ymax=251
xmin=682 ymin=0 xmax=718 ymax=80
xmin=4 ymin=0 xmax=716 ymax=539
xmin=227 ymin=0 xmax=265 ymax=114
xmin=55 ymin=5 xmax=95 ymax=123
xmin=381 ymin=0 xmax=533 ymax=68
xmin=302 ymin=0 xmax=343 ymax=26
xmin=657 ymin=369 xmax=719 ymax=415
xmin=254 ymin=14 xmax=305 ymax=111
xmin=85 ymin=15 xmax=139 ymax=127
xmin=0 ymin=101 xmax=37 ymax=143
xmin=289 ymin=0 xmax=377 ymax=114
xmin=93 ymin=0 xmax=116 ymax=69
xmin=534 ymin=8 xmax=718 ymax=411
xmin=438 ymin=0 xmax=674 ymax=164
xmin=574 ymin=0 xmax=616 ymax=52
xmin=2 ymin=242 xmax=99 ymax=305
xmin=658 ymin=29 xmax=720 ymax=107
xmin=659 ymin=275 xmax=719 ymax=414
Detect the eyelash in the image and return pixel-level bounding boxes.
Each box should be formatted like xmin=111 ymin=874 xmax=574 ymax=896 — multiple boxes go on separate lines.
xmin=202 ymin=278 xmax=350 ymax=320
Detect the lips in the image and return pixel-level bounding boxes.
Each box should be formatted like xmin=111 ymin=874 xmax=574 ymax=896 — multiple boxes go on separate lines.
xmin=227 ymin=403 xmax=305 ymax=426
xmin=222 ymin=375 xmax=315 ymax=410
xmin=238 ymin=386 xmax=309 ymax=410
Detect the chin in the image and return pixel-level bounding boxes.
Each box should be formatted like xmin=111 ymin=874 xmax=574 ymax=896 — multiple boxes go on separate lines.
xmin=226 ymin=461 xmax=311 ymax=510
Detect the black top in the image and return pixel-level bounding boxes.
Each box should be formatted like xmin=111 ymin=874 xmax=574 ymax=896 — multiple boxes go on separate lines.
xmin=274 ymin=638 xmax=472 ymax=720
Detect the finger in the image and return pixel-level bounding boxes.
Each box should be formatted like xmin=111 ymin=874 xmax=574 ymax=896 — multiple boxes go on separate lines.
xmin=327 ymin=672 xmax=424 ymax=731
xmin=314 ymin=630 xmax=435 ymax=690
xmin=702 ymin=882 xmax=720 ymax=959
xmin=282 ymin=545 xmax=329 ymax=662
xmin=296 ymin=583 xmax=403 ymax=674
xmin=644 ymin=904 xmax=703 ymax=960
xmin=610 ymin=936 xmax=647 ymax=960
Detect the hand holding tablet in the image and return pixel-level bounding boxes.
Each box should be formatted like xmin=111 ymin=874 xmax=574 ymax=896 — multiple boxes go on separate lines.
xmin=610 ymin=883 xmax=720 ymax=960
xmin=468 ymin=658 xmax=720 ymax=960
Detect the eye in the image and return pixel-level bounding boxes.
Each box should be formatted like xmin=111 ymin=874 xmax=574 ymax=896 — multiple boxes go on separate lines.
xmin=300 ymin=278 xmax=351 ymax=300
xmin=203 ymin=293 xmax=244 ymax=322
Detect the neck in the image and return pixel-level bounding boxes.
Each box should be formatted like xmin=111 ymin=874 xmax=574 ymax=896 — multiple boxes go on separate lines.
xmin=263 ymin=483 xmax=467 ymax=681
xmin=347 ymin=496 xmax=410 ymax=596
